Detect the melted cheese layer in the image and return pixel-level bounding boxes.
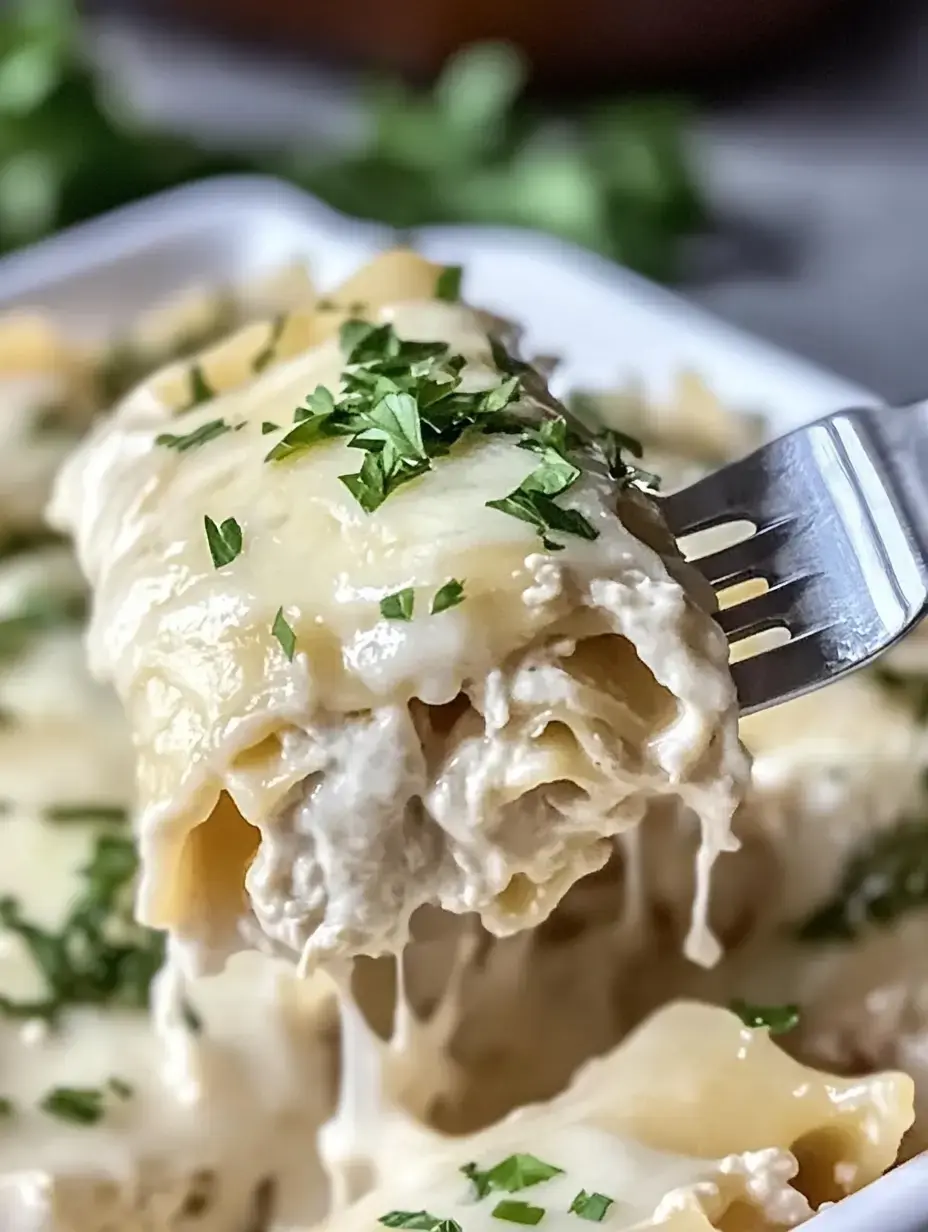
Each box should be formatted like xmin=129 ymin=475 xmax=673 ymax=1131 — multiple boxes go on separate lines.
xmin=317 ymin=1000 xmax=913 ymax=1232
xmin=50 ymin=289 xmax=749 ymax=975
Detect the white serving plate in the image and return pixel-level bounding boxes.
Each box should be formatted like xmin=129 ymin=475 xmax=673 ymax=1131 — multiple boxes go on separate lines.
xmin=0 ymin=173 xmax=922 ymax=1232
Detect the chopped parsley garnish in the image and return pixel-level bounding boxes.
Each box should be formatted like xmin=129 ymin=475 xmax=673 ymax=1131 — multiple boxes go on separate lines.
xmin=261 ymin=421 xmax=279 ymax=434
xmin=594 ymin=428 xmax=660 ymax=491
xmin=43 ymin=804 xmax=128 ymax=825
xmin=461 ymin=1162 xmax=493 ymax=1199
xmin=462 ymin=1154 xmax=563 ymax=1197
xmin=0 ymin=529 xmax=65 ymax=565
xmin=431 ymin=579 xmax=465 ymax=614
xmin=485 ymin=418 xmax=604 ymax=549
xmin=380 ymin=588 xmax=415 ymax=621
xmin=730 ymin=999 xmax=800 ymax=1035
xmin=264 ymin=385 xmax=342 ymax=462
xmin=186 ymin=363 xmax=216 ymax=410
xmin=435 ymin=265 xmax=463 ymax=301
xmin=155 ymin=418 xmax=231 ymax=452
xmin=0 ymin=834 xmax=164 ymax=1023
xmin=203 ymin=515 xmax=243 ymax=569
xmin=569 ymin=1192 xmax=613 ymax=1222
xmin=40 ymin=1085 xmax=107 ymax=1125
xmin=265 ymin=321 xmax=523 ymax=512
xmin=493 ymin=1201 xmax=545 ymax=1225
xmin=252 ymin=314 xmax=286 ymax=373
xmin=379 ymin=1213 xmax=461 ymax=1232
xmin=0 ymin=1097 xmax=13 ymax=1117
xmin=271 ymin=607 xmax=296 ymax=660
xmin=262 ymin=320 xmax=648 ymax=542
xmin=486 ymin=485 xmax=597 ymax=551
xmin=182 ymin=999 xmax=204 ymax=1034
xmin=0 ymin=589 xmax=87 ymax=663
xmin=796 ymin=816 xmax=928 ymax=942
xmin=40 ymin=1081 xmax=133 ymax=1124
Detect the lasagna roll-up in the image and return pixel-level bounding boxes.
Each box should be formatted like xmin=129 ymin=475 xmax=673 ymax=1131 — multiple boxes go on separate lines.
xmin=50 ymin=252 xmax=749 ymax=975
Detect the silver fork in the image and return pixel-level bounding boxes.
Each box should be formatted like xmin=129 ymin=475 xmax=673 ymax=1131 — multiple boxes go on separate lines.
xmin=661 ymin=401 xmax=928 ymax=715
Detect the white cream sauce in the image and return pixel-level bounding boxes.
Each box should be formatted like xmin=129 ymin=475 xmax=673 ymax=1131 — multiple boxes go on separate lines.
xmin=0 ymin=549 xmax=334 ymax=1231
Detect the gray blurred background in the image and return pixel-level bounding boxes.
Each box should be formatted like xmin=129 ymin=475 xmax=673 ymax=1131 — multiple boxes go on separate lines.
xmin=6 ymin=0 xmax=928 ymax=399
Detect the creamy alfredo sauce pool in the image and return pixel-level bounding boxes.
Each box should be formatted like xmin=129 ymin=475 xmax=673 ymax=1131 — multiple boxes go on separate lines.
xmin=0 ymin=544 xmax=334 ymax=1231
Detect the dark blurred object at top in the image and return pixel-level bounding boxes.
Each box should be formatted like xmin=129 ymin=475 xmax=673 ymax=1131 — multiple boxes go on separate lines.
xmin=0 ymin=0 xmax=704 ymax=280
xmin=159 ymin=0 xmax=844 ymax=87
xmin=0 ymin=0 xmax=248 ymax=251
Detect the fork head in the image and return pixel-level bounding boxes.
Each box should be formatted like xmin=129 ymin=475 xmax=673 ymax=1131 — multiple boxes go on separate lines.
xmin=662 ymin=401 xmax=928 ymax=715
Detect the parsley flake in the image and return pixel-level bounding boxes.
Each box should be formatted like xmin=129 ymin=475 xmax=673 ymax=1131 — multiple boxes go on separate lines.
xmin=155 ymin=418 xmax=231 ymax=452
xmin=730 ymin=999 xmax=800 ymax=1035
xmin=594 ymin=428 xmax=660 ymax=491
xmin=0 ymin=1097 xmax=13 ymax=1118
xmin=0 ymin=590 xmax=88 ymax=664
xmin=379 ymin=1213 xmax=461 ymax=1232
xmin=40 ymin=1086 xmax=107 ymax=1125
xmin=182 ymin=999 xmax=204 ymax=1034
xmin=796 ymin=816 xmax=928 ymax=942
xmin=252 ymin=314 xmax=286 ymax=373
xmin=204 ymin=515 xmax=243 ymax=569
xmin=486 ymin=486 xmax=597 ymax=551
xmin=261 ymin=421 xmax=280 ymax=435
xmin=295 ymin=385 xmax=337 ymax=422
xmin=431 ymin=579 xmax=465 ymax=614
xmin=570 ymin=1192 xmax=613 ymax=1222
xmin=462 ymin=1154 xmax=563 ymax=1196
xmin=271 ymin=608 xmax=296 ymax=660
xmin=354 ymin=391 xmax=427 ymax=461
xmin=435 ymin=265 xmax=463 ymax=301
xmin=43 ymin=804 xmax=128 ymax=825
xmin=486 ymin=423 xmax=599 ymax=549
xmin=461 ymin=1161 xmax=492 ymax=1199
xmin=266 ymin=319 xmax=523 ymax=512
xmin=380 ymin=588 xmax=415 ymax=621
xmin=108 ymin=1076 xmax=133 ymax=1100
xmin=266 ymin=387 xmax=344 ymax=462
xmin=0 ymin=834 xmax=163 ymax=1023
xmin=186 ymin=363 xmax=216 ymax=410
xmin=493 ymin=1201 xmax=544 ymax=1226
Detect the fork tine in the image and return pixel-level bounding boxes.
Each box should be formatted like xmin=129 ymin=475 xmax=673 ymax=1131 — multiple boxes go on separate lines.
xmin=661 ymin=452 xmax=772 ymax=537
xmin=715 ymin=575 xmax=820 ymax=641
xmin=663 ymin=404 xmax=928 ymax=713
xmin=730 ymin=630 xmax=835 ymax=715
xmin=691 ymin=518 xmax=796 ymax=588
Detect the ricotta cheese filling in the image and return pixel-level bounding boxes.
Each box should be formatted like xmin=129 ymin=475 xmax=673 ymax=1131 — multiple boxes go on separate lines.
xmin=50 ymin=259 xmax=749 ymax=980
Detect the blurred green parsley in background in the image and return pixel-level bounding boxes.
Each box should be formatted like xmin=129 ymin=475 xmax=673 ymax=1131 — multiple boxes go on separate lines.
xmin=0 ymin=0 xmax=705 ymax=280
